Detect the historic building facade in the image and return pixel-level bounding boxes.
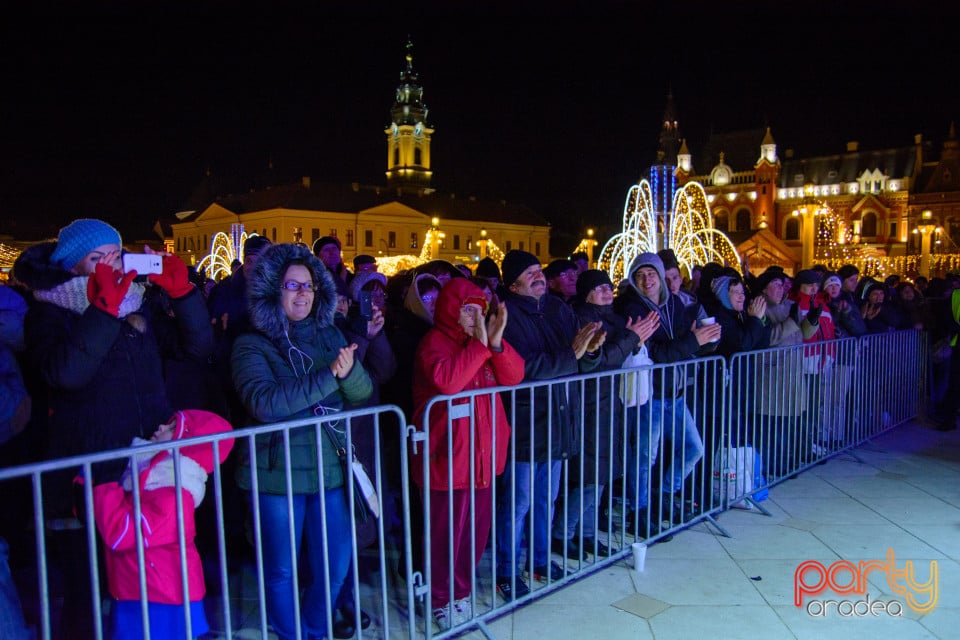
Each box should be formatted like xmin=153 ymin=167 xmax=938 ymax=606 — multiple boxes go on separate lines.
xmin=675 ymin=119 xmax=960 ymax=275
xmin=169 ymin=40 xmax=550 ymax=273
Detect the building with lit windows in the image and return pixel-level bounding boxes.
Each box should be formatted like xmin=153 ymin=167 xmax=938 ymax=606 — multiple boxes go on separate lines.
xmin=675 ymin=119 xmax=960 ymax=275
xmin=168 ymin=40 xmax=551 ymax=275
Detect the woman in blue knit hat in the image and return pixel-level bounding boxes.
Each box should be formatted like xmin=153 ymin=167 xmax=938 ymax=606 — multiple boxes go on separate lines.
xmin=12 ymin=218 xmax=214 ymax=639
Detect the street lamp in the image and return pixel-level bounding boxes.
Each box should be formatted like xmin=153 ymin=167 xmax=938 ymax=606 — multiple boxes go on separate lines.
xmin=428 ymin=217 xmax=444 ymax=260
xmin=584 ymin=228 xmax=598 ymax=268
xmin=912 ymin=210 xmax=938 ymax=277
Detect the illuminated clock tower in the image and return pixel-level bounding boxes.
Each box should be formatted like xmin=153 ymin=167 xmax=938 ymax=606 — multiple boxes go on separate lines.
xmin=754 ymin=127 xmax=780 ymax=230
xmin=385 ymin=38 xmax=434 ymax=189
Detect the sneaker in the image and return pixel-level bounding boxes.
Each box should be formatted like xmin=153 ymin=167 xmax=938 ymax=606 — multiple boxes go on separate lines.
xmin=659 ymin=495 xmax=698 ymax=524
xmin=551 ymin=536 xmax=583 ymax=560
xmin=528 ymin=560 xmax=567 ymax=583
xmin=496 ymin=575 xmax=531 ymax=601
xmin=433 ymin=604 xmax=452 ymax=631
xmin=453 ymin=597 xmax=473 ymax=625
xmin=624 ymin=508 xmax=658 ymax=538
xmin=591 ymin=539 xmax=616 ymax=557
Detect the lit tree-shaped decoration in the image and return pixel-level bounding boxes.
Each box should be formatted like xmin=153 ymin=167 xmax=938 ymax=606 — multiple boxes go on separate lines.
xmin=598 ymin=179 xmax=741 ymax=283
xmin=793 ymin=199 xmax=858 ymax=272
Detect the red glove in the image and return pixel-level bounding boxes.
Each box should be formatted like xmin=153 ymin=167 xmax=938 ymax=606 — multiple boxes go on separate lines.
xmin=87 ymin=263 xmax=137 ymax=317
xmin=148 ymin=254 xmax=193 ymax=299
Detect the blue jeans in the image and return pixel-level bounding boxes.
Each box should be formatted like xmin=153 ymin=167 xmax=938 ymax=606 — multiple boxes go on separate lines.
xmin=258 ymin=489 xmax=353 ymax=640
xmin=627 ymin=398 xmax=704 ymax=508
xmin=0 ymin=537 xmax=31 ymax=640
xmin=496 ymin=460 xmax=561 ymax=576
xmin=552 ymin=482 xmax=604 ymax=541
xmin=625 ymin=404 xmax=660 ymax=510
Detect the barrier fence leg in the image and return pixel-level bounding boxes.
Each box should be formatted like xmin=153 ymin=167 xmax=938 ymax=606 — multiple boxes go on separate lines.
xmin=702 ymin=514 xmax=732 ymax=538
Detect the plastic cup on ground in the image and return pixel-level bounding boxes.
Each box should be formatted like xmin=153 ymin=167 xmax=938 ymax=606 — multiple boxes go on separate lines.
xmin=631 ymin=542 xmax=647 ymax=572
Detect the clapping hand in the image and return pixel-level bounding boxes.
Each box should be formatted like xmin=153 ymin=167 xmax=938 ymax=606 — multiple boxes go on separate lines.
xmin=807 ymin=299 xmax=823 ymax=324
xmin=625 ymin=312 xmax=659 ymax=344
xmin=486 ymin=301 xmax=508 ymax=350
xmin=329 ymin=344 xmax=359 ymax=379
xmin=747 ymin=296 xmax=767 ymax=319
xmin=572 ymin=321 xmax=606 ymax=358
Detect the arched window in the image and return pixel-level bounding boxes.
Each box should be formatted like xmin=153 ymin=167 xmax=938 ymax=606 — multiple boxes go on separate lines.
xmin=393 ymin=148 xmax=400 ymax=166
xmin=785 ymin=217 xmax=800 ymax=241
xmin=414 ymin=147 xmax=422 ymax=165
xmin=861 ymin=212 xmax=878 ymax=238
xmin=735 ymin=208 xmax=752 ymax=231
xmin=713 ymin=210 xmax=729 ymax=232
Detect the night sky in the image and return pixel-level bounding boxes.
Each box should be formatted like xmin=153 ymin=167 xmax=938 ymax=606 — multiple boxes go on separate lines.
xmin=2 ymin=3 xmax=957 ymax=253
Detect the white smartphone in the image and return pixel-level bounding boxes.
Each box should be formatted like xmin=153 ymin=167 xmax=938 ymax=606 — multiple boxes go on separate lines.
xmin=122 ymin=253 xmax=163 ymax=275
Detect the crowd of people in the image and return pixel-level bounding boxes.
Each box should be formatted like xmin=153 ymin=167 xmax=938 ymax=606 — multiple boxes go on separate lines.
xmin=0 ymin=218 xmax=952 ymax=638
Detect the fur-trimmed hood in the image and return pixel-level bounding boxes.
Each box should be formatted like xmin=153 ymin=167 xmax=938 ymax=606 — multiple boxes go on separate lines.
xmin=12 ymin=242 xmax=76 ymax=292
xmin=247 ymin=243 xmax=337 ymax=340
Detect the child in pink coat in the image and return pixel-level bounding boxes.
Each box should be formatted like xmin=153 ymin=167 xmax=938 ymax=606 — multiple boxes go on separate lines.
xmin=93 ymin=409 xmax=234 ymax=640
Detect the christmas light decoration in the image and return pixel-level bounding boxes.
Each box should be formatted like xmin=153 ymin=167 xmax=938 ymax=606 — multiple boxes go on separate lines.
xmin=197 ymin=226 xmax=254 ymax=281
xmin=598 ymin=179 xmax=742 ymax=283
xmin=0 ymin=243 xmax=22 ymax=278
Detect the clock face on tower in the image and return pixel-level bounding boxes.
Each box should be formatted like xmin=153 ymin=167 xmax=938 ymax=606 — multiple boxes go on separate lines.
xmin=414 ymin=123 xmax=422 ymax=136
xmin=392 ymin=124 xmax=399 ymax=137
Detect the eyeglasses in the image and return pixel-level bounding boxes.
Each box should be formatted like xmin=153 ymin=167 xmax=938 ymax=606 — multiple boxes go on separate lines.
xmin=592 ymin=284 xmax=613 ymax=292
xmin=282 ymin=280 xmax=315 ymax=292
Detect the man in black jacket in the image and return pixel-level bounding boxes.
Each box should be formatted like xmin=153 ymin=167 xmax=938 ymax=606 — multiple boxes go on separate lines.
xmin=494 ymin=250 xmax=605 ymax=600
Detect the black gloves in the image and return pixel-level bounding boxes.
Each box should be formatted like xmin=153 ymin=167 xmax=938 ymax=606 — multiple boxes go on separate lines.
xmin=807 ymin=299 xmax=823 ymax=325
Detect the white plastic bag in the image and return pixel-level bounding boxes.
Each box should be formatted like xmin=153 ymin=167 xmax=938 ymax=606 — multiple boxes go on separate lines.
xmin=712 ymin=446 xmax=756 ymax=510
xmin=620 ymin=345 xmax=653 ymax=408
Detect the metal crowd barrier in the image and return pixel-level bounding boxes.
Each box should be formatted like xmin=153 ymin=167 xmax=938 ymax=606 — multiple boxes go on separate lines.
xmin=415 ymin=356 xmax=729 ymax=637
xmin=0 ymin=405 xmax=412 ymax=640
xmin=719 ymin=329 xmax=925 ymax=513
xmin=0 ymin=330 xmax=926 ymax=639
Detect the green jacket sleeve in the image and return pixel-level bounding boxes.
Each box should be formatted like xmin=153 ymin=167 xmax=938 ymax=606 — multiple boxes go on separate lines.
xmin=232 ymin=334 xmax=345 ymax=424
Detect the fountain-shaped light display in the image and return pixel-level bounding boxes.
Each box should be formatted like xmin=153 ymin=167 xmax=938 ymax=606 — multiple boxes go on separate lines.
xmin=198 ymin=224 xmax=253 ymax=281
xmin=598 ymin=179 xmax=742 ymax=284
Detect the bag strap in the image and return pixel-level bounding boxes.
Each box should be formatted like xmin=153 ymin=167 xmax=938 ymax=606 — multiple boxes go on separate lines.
xmin=321 ymin=421 xmax=351 ymax=460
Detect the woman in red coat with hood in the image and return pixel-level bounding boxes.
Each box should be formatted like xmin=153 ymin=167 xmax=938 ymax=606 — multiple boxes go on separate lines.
xmin=411 ymin=278 xmax=524 ymax=631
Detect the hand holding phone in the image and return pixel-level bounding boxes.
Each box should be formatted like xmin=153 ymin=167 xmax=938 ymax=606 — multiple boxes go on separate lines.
xmin=122 ymin=253 xmax=163 ymax=275
xmin=358 ymin=291 xmax=373 ymax=320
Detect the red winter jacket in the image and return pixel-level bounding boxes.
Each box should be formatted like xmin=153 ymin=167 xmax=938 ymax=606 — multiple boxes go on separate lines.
xmin=791 ymin=290 xmax=837 ymax=371
xmin=412 ymin=279 xmax=524 ymax=490
xmin=93 ymin=410 xmax=233 ymax=605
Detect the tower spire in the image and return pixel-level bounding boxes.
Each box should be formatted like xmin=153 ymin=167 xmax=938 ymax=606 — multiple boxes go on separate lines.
xmin=390 ymin=37 xmax=429 ymax=127
xmin=656 ymin=89 xmax=681 ymax=166
xmin=385 ymin=37 xmax=434 ymax=189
